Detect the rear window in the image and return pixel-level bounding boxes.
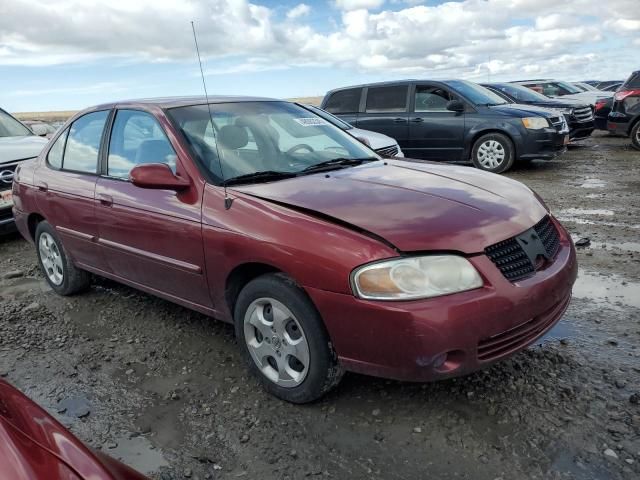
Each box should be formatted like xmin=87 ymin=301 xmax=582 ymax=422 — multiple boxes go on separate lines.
xmin=624 ymin=72 xmax=640 ymax=89
xmin=324 ymin=88 xmax=362 ymax=114
xmin=365 ymin=86 xmax=408 ymax=113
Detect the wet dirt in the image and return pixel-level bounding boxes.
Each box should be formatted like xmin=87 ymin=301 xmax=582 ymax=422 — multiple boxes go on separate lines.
xmin=1 ymin=132 xmax=639 ymax=479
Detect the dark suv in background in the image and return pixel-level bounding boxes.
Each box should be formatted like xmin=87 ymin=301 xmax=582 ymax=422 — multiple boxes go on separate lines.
xmin=321 ymin=80 xmax=568 ymax=173
xmin=608 ymin=70 xmax=640 ymax=150
xmin=482 ymin=82 xmax=595 ymax=141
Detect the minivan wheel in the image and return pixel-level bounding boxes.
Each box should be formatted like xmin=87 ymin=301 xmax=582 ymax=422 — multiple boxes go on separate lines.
xmin=234 ymin=273 xmax=343 ymax=403
xmin=631 ymin=121 xmax=640 ymax=151
xmin=35 ymin=221 xmax=91 ymax=295
xmin=471 ymin=133 xmax=515 ymax=173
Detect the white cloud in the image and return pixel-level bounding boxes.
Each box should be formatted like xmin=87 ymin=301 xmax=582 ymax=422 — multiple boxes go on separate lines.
xmin=0 ymin=0 xmax=637 ymax=81
xmin=334 ymin=0 xmax=385 ymax=11
xmin=287 ymin=3 xmax=311 ymax=19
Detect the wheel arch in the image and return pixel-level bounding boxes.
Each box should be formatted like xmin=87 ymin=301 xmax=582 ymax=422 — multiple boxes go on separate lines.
xmin=27 ymin=213 xmax=46 ymax=240
xmin=467 ymin=128 xmax=517 ymax=160
xmin=225 ymin=262 xmax=283 ymax=317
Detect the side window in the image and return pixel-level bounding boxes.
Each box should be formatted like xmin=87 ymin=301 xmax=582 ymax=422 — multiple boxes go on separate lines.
xmin=63 ymin=111 xmax=109 ymax=173
xmin=107 ymin=110 xmax=177 ymax=179
xmin=415 ymin=86 xmax=454 ymax=112
xmin=365 ymin=86 xmax=408 ymax=113
xmin=47 ymin=129 xmax=68 ymax=169
xmin=324 ymin=88 xmax=362 ymax=114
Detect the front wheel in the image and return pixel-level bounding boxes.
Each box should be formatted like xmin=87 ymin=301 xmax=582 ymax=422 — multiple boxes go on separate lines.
xmin=234 ymin=273 xmax=343 ymax=403
xmin=471 ymin=133 xmax=515 ymax=173
xmin=631 ymin=121 xmax=640 ymax=151
xmin=35 ymin=221 xmax=91 ymax=295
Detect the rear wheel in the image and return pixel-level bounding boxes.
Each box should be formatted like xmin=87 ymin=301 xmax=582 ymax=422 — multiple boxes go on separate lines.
xmin=471 ymin=133 xmax=515 ymax=173
xmin=234 ymin=273 xmax=343 ymax=403
xmin=631 ymin=121 xmax=640 ymax=151
xmin=35 ymin=221 xmax=91 ymax=295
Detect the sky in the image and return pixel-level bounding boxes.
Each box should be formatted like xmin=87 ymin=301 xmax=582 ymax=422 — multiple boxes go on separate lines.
xmin=0 ymin=0 xmax=638 ymax=112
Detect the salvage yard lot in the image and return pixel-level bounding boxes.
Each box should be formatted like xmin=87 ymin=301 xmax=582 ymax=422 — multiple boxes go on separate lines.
xmin=1 ymin=132 xmax=639 ymax=479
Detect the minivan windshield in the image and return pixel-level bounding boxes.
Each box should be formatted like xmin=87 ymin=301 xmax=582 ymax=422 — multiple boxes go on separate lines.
xmin=487 ymin=83 xmax=553 ymax=103
xmin=168 ymin=101 xmax=378 ymax=184
xmin=0 ymin=109 xmax=32 ymax=138
xmin=446 ymin=80 xmax=508 ymax=106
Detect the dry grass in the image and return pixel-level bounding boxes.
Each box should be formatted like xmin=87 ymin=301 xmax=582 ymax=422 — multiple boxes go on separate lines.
xmin=13 ymin=111 xmax=78 ymax=122
xmin=13 ymin=96 xmax=324 ymax=123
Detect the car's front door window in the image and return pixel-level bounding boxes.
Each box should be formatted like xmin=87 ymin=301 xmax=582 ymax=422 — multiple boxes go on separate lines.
xmin=415 ymin=86 xmax=455 ymax=112
xmin=107 ymin=110 xmax=178 ymax=179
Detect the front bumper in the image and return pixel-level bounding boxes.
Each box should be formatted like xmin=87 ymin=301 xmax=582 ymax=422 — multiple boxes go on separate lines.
xmin=307 ymin=221 xmax=577 ymax=382
xmin=517 ymin=127 xmax=567 ymax=161
xmin=568 ymin=120 xmax=595 ymax=140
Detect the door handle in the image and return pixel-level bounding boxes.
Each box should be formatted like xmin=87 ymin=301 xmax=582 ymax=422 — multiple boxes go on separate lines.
xmin=393 ymin=118 xmax=407 ymax=123
xmin=97 ymin=193 xmax=113 ymax=206
xmin=411 ymin=117 xmax=424 ymax=123
xmin=36 ymin=181 xmax=48 ymax=192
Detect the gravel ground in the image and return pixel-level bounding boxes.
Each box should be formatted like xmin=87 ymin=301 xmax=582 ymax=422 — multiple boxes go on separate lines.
xmin=1 ymin=131 xmax=639 ymax=480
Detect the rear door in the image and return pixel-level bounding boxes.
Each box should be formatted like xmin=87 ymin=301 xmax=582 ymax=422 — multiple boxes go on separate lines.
xmin=356 ymin=85 xmax=409 ymax=149
xmin=94 ymin=108 xmax=211 ymax=309
xmin=34 ymin=110 xmax=110 ymax=270
xmin=407 ymin=84 xmax=465 ymax=160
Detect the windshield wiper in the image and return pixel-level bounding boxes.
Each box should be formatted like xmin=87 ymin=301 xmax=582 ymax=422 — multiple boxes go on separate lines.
xmin=301 ymin=157 xmax=378 ymax=174
xmin=224 ymin=170 xmax=298 ymax=186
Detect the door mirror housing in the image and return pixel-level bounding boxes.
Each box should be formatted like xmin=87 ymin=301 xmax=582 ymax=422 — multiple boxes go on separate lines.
xmin=130 ymin=163 xmax=190 ymax=191
xmin=446 ymin=100 xmax=465 ymax=113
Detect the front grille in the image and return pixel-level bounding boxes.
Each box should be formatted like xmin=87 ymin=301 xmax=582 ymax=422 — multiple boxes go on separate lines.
xmin=375 ymin=145 xmax=399 ymax=157
xmin=485 ymin=215 xmax=560 ymax=282
xmin=533 ymin=215 xmax=560 ymax=259
xmin=0 ymin=162 xmax=18 ymax=192
xmin=573 ymin=106 xmax=594 ymax=123
xmin=477 ymin=294 xmax=570 ymax=361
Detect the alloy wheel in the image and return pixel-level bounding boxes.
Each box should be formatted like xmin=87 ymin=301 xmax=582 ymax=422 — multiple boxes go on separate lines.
xmin=477 ymin=140 xmax=506 ymax=169
xmin=243 ymin=297 xmax=310 ymax=388
xmin=39 ymin=232 xmax=64 ymax=285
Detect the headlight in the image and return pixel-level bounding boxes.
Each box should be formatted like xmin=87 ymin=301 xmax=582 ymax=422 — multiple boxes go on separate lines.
xmin=351 ymin=255 xmax=483 ymax=301
xmin=521 ymin=117 xmax=549 ymax=129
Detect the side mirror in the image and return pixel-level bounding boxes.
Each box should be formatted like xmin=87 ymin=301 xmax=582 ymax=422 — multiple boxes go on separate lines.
xmin=30 ymin=124 xmax=49 ymax=137
xmin=130 ymin=163 xmax=190 ymax=191
xmin=446 ymin=100 xmax=465 ymax=113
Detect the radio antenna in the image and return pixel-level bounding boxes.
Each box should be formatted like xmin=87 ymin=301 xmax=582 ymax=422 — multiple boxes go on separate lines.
xmin=190 ymin=21 xmax=231 ymax=209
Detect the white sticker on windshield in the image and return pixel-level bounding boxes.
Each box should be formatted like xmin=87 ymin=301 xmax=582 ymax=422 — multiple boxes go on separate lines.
xmin=294 ymin=117 xmax=328 ymax=126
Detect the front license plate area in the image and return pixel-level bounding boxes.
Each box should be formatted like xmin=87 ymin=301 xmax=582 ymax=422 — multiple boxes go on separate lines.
xmin=0 ymin=190 xmax=13 ymax=209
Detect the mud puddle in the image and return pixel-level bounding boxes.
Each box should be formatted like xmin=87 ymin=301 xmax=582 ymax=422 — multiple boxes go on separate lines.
xmin=573 ymin=269 xmax=640 ymax=309
xmin=106 ymin=436 xmax=169 ymax=475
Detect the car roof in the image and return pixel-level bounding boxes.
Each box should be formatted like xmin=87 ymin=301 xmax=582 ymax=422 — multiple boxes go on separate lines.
xmin=91 ymin=95 xmax=282 ymax=110
xmin=326 ymin=79 xmax=458 ymax=94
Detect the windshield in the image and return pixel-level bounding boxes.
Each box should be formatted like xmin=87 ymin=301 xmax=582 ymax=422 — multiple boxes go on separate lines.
xmin=168 ymin=101 xmax=378 ymax=184
xmin=446 ymin=80 xmax=507 ymax=106
xmin=302 ymin=104 xmax=353 ymax=130
xmin=0 ymin=109 xmax=33 ymax=137
xmin=488 ymin=83 xmax=552 ymax=102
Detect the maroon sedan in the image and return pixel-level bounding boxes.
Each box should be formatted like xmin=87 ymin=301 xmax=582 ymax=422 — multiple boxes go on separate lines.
xmin=0 ymin=379 xmax=147 ymax=480
xmin=12 ymin=97 xmax=577 ymax=403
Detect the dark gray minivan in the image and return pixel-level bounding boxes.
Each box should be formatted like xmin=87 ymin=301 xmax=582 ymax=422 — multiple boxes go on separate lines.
xmin=321 ymin=80 xmax=569 ymax=173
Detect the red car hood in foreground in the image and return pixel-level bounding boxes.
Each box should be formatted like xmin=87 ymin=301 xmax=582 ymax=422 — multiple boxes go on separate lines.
xmin=234 ymin=160 xmax=547 ymax=253
xmin=0 ymin=380 xmax=147 ymax=480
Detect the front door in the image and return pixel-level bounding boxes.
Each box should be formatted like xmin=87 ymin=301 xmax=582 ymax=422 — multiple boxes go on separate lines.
xmin=94 ymin=108 xmax=211 ymax=309
xmin=407 ymin=84 xmax=465 ymax=160
xmin=356 ymin=85 xmax=409 ymax=150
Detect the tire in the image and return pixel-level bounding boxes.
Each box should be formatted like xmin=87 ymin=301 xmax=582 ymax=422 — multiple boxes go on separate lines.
xmin=471 ymin=133 xmax=515 ymax=173
xmin=631 ymin=121 xmax=640 ymax=151
xmin=35 ymin=221 xmax=91 ymax=295
xmin=234 ymin=273 xmax=343 ymax=403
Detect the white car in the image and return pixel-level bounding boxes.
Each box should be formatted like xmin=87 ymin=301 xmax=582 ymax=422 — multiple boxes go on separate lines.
xmin=301 ymin=104 xmax=404 ymax=157
xmin=0 ymin=108 xmax=48 ymax=233
xmin=513 ymin=80 xmax=612 ymax=107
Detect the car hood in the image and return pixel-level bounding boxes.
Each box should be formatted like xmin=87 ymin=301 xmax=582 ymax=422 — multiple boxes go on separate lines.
xmin=347 ymin=127 xmax=396 ymax=150
xmin=553 ymin=92 xmax=613 ymax=104
xmin=0 ymin=135 xmax=48 ymax=164
xmin=519 ymin=98 xmax=588 ymax=109
xmin=233 ymin=160 xmax=547 ymax=254
xmin=488 ymin=103 xmax=559 ymax=118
